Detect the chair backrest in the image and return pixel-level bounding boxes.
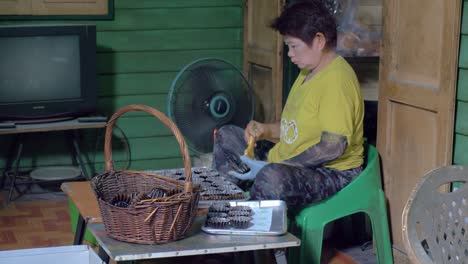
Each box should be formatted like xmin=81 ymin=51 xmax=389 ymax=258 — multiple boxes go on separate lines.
xmin=402 ymin=166 xmax=468 ymax=264
xmin=350 ymin=143 xmax=381 ymax=191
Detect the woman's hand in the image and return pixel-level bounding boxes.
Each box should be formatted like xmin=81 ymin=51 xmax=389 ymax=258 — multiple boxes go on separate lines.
xmin=244 ymin=121 xmax=281 ymax=143
xmin=244 ymin=120 xmax=264 ymax=142
xmin=228 ymin=155 xmax=268 ymax=180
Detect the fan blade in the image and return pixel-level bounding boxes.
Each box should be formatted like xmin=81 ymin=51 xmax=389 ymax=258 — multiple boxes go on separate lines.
xmin=173 ymin=103 xmax=217 ymax=153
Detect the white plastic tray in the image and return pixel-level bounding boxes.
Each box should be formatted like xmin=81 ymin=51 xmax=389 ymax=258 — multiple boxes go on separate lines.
xmin=30 ymin=166 xmax=82 ymax=181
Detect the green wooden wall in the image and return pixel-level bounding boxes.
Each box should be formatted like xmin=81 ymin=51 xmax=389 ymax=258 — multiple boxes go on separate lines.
xmin=0 ymin=0 xmax=243 ymax=176
xmin=454 ymin=0 xmax=468 ymax=165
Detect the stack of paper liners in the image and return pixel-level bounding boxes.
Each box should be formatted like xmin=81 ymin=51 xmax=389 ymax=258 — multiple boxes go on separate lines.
xmin=244 ymin=135 xmax=255 ymax=159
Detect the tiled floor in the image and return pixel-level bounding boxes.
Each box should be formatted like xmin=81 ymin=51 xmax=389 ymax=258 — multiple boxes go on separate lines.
xmin=0 ymin=183 xmax=373 ymax=264
xmin=0 ymin=190 xmax=74 ymax=251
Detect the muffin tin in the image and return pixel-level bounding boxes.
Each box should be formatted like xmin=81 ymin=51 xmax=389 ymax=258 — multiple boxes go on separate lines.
xmin=147 ymin=167 xmax=249 ymax=207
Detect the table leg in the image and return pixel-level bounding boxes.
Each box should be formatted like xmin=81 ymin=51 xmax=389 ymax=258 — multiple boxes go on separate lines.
xmin=98 ymin=246 xmax=110 ymax=264
xmin=233 ymin=251 xmax=253 ymax=263
xmin=274 ymin=249 xmax=287 ymax=264
xmin=73 ymin=214 xmax=86 ymax=245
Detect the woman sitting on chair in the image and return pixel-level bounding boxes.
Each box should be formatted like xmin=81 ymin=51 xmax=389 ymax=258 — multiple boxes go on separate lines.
xmin=213 ymin=0 xmax=364 ymax=208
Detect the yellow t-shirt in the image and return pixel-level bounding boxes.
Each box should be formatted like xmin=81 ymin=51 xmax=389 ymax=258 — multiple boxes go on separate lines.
xmin=268 ymin=56 xmax=364 ymax=170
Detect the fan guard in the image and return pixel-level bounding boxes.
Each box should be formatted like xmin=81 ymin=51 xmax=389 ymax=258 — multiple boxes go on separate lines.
xmin=168 ymin=58 xmax=254 ymax=154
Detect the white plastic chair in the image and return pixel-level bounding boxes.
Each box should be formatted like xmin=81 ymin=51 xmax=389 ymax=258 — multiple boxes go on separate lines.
xmin=402 ymin=165 xmax=468 ymax=264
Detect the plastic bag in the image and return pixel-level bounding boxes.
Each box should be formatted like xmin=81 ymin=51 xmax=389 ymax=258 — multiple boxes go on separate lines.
xmin=331 ymin=0 xmax=382 ymax=57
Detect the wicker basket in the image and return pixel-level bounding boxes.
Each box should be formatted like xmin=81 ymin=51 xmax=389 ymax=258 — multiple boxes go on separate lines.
xmin=91 ymin=104 xmax=200 ymax=244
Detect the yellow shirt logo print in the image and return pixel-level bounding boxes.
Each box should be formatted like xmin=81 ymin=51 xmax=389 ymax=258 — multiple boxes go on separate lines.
xmin=281 ymin=118 xmax=298 ymax=144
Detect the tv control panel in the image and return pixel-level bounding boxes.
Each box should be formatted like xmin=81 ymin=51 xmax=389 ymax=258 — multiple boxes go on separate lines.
xmin=0 ymin=122 xmax=16 ymax=129
xmin=77 ymin=116 xmax=107 ymax=123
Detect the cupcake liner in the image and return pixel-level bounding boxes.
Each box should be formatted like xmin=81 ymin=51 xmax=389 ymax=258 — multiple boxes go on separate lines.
xmin=208 ymin=202 xmax=231 ymax=212
xmin=131 ymin=192 xmax=150 ymax=204
xmin=228 ymin=210 xmax=253 ymax=217
xmin=229 ymin=216 xmax=252 ymax=229
xmin=206 ymin=217 xmax=230 ymax=228
xmin=230 ymin=205 xmax=253 ymax=213
xmin=147 ymin=188 xmax=167 ymax=198
xmin=110 ymin=193 xmax=131 ymax=208
xmin=207 ymin=212 xmax=229 ymax=219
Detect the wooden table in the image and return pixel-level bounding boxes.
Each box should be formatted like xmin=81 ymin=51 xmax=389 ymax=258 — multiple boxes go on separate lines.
xmin=60 ymin=181 xmax=102 ymax=245
xmin=62 ymin=181 xmax=301 ymax=263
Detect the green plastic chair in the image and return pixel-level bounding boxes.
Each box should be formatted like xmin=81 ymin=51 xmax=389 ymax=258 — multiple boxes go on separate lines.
xmin=289 ymin=144 xmax=394 ymax=264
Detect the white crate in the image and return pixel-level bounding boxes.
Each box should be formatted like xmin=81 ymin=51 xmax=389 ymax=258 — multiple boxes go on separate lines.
xmin=0 ymin=245 xmax=104 ymax=264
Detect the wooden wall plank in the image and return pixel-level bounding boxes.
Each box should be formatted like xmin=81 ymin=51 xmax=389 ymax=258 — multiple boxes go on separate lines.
xmin=461 ymin=0 xmax=468 ymax=35
xmin=98 ymin=72 xmax=177 ymax=96
xmin=97 ymin=94 xmax=168 ymax=116
xmin=457 ymin=69 xmax=468 ymax=101
xmin=97 ymin=28 xmax=242 ymax=52
xmin=455 ymin=1 xmax=468 ymax=167
xmin=81 ymin=116 xmax=173 ymax=139
xmin=114 ymin=116 xmax=172 ymax=137
xmin=96 ymin=7 xmax=242 ymax=31
xmin=453 ymin=133 xmax=468 ymax=165
xmin=90 ymin=137 xmax=186 ymax=162
xmin=458 ymin=35 xmax=468 ymax=68
xmin=97 ymin=50 xmax=241 ymax=74
xmin=455 ymin=101 xmax=468 ymax=135
xmin=115 ymin=0 xmax=241 ymax=9
xmin=0 ymin=8 xmax=243 ymax=30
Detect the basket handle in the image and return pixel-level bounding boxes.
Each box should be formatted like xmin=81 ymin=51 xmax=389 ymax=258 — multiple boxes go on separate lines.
xmin=104 ymin=104 xmax=194 ymax=193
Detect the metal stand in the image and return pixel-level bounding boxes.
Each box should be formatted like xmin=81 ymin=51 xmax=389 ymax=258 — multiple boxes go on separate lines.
xmin=7 ymin=135 xmax=24 ymax=202
xmin=68 ymin=130 xmax=91 ymax=180
xmin=0 ymin=118 xmax=106 ymax=203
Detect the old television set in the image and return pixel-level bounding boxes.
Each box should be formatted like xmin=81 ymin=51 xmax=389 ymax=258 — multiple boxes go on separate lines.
xmin=0 ymin=24 xmax=97 ymax=123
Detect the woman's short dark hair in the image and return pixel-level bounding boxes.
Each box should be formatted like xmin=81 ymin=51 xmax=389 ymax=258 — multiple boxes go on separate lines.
xmin=271 ymin=0 xmax=337 ymax=49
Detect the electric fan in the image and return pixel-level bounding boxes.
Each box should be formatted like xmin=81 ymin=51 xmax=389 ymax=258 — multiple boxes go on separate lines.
xmin=168 ymin=58 xmax=254 ymax=155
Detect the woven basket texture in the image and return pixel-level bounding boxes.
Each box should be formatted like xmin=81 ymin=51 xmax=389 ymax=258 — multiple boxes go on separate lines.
xmin=92 ymin=104 xmax=200 ymax=244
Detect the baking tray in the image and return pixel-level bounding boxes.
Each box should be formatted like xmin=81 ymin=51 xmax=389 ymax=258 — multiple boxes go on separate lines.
xmin=146 ymin=167 xmax=249 ymax=208
xmin=201 ymin=200 xmax=287 ymax=236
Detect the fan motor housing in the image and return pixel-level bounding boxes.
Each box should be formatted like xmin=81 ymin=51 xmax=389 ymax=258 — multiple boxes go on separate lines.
xmin=208 ymin=93 xmax=231 ymax=119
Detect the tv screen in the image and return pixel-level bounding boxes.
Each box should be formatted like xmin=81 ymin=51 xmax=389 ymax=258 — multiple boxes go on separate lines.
xmin=0 ymin=24 xmax=97 ymax=122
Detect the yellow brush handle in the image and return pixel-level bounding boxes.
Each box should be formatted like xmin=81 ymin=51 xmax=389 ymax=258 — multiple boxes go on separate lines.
xmin=244 ymin=135 xmax=255 ymax=159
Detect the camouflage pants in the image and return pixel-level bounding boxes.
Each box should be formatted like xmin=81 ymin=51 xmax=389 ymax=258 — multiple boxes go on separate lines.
xmin=213 ymin=125 xmax=362 ymax=208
